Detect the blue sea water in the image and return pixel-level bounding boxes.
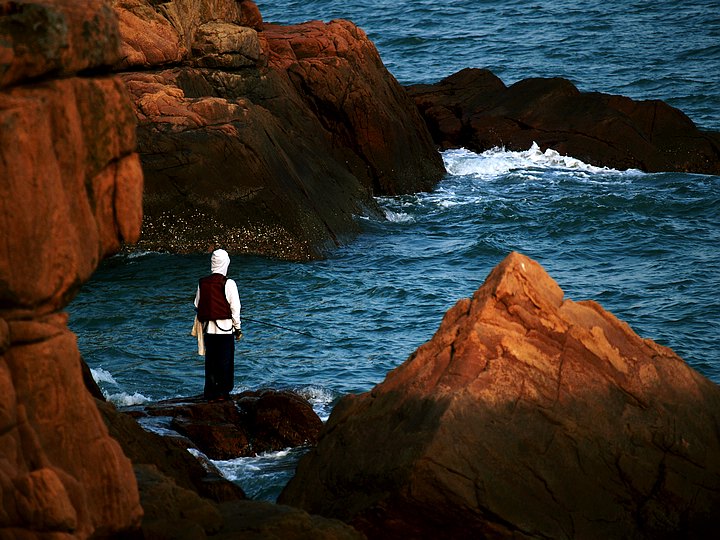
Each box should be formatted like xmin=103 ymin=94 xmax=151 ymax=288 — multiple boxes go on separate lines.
xmin=69 ymin=0 xmax=720 ymax=501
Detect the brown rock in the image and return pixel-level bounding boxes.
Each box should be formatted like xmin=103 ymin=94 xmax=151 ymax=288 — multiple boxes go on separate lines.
xmin=408 ymin=67 xmax=720 ymax=174
xmin=135 ymin=463 xmax=224 ymax=539
xmin=96 ymin=397 xmax=247 ymax=502
xmin=192 ymin=21 xmax=260 ymax=68
xmin=134 ymin=390 xmax=323 ymax=459
xmin=214 ymin=499 xmax=366 ymax=540
xmin=263 ymin=20 xmax=444 ymax=195
xmin=100 ymin=389 xmax=365 ymax=539
xmin=114 ymin=2 xmax=445 ymax=258
xmin=0 ymin=1 xmax=144 ymax=537
xmin=236 ymin=389 xmax=324 ymax=453
xmin=280 ymin=252 xmax=720 ymax=539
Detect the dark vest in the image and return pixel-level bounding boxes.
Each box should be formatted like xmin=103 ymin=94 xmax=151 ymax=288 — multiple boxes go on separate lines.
xmin=197 ymin=273 xmax=232 ymax=322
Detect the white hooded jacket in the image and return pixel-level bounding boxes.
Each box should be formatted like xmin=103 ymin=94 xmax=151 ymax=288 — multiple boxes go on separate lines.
xmin=193 ymin=249 xmax=241 ymax=335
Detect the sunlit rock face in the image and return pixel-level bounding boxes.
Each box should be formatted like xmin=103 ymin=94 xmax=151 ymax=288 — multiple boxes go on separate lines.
xmin=280 ymin=252 xmax=720 ymax=539
xmin=0 ymin=1 xmax=144 ymax=537
xmin=113 ymin=0 xmax=446 ymax=259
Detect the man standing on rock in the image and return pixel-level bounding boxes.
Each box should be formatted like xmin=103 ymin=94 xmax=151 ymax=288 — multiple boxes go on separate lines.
xmin=194 ymin=248 xmax=242 ymax=402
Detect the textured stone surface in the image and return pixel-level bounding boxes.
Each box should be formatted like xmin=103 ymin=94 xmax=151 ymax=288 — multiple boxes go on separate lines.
xmin=0 ymin=1 xmax=144 ymax=537
xmin=408 ymin=67 xmax=720 ymax=174
xmin=280 ymin=252 xmax=720 ymax=539
xmin=95 ymin=383 xmax=364 ymax=539
xmin=129 ymin=390 xmax=323 ymax=459
xmin=114 ymin=1 xmax=445 ymax=258
xmin=0 ymin=0 xmax=122 ymax=86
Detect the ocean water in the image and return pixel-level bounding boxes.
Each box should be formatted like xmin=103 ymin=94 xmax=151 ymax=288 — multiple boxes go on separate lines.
xmin=69 ymin=0 xmax=720 ymax=501
xmin=258 ymin=0 xmax=720 ymax=131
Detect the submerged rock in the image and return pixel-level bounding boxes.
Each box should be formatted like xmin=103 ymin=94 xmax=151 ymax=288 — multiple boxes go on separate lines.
xmin=115 ymin=0 xmax=445 ymax=259
xmin=279 ymin=252 xmax=720 ymax=539
xmin=408 ymin=67 xmax=720 ymax=174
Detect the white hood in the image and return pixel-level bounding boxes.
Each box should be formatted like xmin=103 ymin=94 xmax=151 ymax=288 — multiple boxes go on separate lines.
xmin=211 ymin=249 xmax=230 ymax=276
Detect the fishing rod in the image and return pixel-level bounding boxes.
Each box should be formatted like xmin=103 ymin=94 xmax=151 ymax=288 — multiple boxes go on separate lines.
xmin=243 ymin=316 xmax=331 ymax=343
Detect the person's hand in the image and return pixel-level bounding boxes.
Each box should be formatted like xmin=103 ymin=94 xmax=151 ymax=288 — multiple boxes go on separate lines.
xmin=234 ymin=329 xmax=243 ymax=341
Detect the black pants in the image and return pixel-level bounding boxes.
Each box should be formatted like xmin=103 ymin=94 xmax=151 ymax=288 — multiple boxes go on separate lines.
xmin=203 ymin=333 xmax=234 ymax=400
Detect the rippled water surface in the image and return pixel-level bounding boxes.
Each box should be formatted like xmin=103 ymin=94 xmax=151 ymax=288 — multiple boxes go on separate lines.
xmin=257 ymin=0 xmax=720 ymax=130
xmin=70 ymin=148 xmax=720 ymax=499
xmin=69 ymin=0 xmax=719 ymax=501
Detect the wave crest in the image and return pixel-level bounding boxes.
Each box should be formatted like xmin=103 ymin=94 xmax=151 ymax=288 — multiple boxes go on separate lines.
xmin=442 ymin=143 xmax=638 ymax=178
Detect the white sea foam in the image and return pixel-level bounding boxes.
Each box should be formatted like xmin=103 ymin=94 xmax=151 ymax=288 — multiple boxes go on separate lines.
xmin=383 ymin=208 xmax=415 ymax=223
xmin=125 ymin=250 xmax=160 ymax=259
xmin=442 ymin=143 xmax=637 ymax=179
xmin=106 ymin=392 xmax=150 ymax=407
xmin=91 ymin=367 xmax=118 ymax=385
xmin=210 ymin=446 xmax=301 ymax=500
xmin=295 ymin=385 xmax=337 ymax=421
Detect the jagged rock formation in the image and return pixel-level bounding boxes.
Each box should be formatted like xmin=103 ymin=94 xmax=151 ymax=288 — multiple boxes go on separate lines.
xmin=280 ymin=252 xmax=720 ymax=539
xmin=114 ymin=0 xmax=446 ymax=259
xmin=408 ymin=67 xmax=720 ymax=174
xmin=0 ymin=1 xmax=144 ymax=537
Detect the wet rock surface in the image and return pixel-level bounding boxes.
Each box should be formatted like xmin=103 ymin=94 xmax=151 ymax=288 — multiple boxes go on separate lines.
xmin=408 ymin=67 xmax=720 ymax=174
xmin=127 ymin=389 xmax=323 ymax=459
xmin=98 ymin=386 xmax=362 ymax=538
xmin=280 ymin=252 xmax=720 ymax=539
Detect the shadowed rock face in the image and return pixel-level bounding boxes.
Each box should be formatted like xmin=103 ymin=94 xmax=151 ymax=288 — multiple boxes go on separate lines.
xmin=408 ymin=67 xmax=720 ymax=174
xmin=279 ymin=252 xmax=720 ymax=539
xmin=126 ymin=390 xmax=323 ymax=459
xmin=0 ymin=1 xmax=144 ymax=537
xmin=115 ymin=0 xmax=446 ymax=259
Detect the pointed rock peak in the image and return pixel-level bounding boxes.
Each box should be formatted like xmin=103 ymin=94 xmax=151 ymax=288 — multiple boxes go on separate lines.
xmin=281 ymin=252 xmax=720 ymax=539
xmin=379 ymin=251 xmax=690 ymax=402
xmin=476 ymin=250 xmax=564 ymax=309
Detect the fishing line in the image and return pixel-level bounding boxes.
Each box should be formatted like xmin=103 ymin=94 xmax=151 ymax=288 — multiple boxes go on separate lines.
xmin=242 ymin=316 xmax=331 ymax=343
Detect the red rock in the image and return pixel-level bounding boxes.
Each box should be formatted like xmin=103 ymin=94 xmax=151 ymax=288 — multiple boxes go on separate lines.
xmin=280 ymin=252 xmax=720 ymax=539
xmin=408 ymin=67 xmax=720 ymax=174
xmin=113 ymin=2 xmax=445 ymax=258
xmin=1 ymin=1 xmax=144 ymax=537
xmin=0 ymin=0 xmax=122 ymax=86
xmin=264 ymin=20 xmax=443 ymax=195
xmin=113 ymin=0 xmax=263 ymax=71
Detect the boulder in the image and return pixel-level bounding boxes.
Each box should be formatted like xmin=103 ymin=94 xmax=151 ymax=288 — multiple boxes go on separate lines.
xmin=407 ymin=67 xmax=720 ymax=174
xmin=0 ymin=0 xmax=144 ymax=537
xmin=113 ymin=1 xmax=445 ymax=259
xmin=262 ymin=20 xmax=444 ymax=196
xmin=131 ymin=390 xmax=323 ymax=459
xmin=279 ymin=252 xmax=720 ymax=539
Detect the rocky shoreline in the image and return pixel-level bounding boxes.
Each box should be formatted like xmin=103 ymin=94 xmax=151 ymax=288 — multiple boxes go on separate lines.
xmin=114 ymin=0 xmax=720 ymax=259
xmin=407 ymin=68 xmax=720 ymax=175
xmin=2 ymin=1 xmax=720 ymax=538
